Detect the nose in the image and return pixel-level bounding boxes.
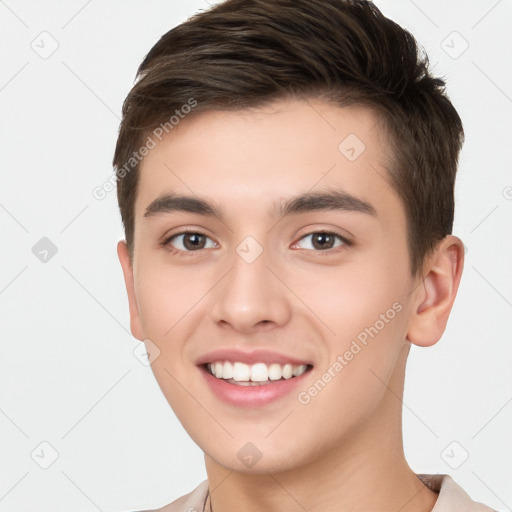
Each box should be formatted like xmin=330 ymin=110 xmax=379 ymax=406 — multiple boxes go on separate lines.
xmin=210 ymin=246 xmax=292 ymax=334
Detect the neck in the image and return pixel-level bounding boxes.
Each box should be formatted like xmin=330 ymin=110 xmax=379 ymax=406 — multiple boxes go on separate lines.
xmin=205 ymin=432 xmax=437 ymax=512
xmin=204 ymin=345 xmax=438 ymax=512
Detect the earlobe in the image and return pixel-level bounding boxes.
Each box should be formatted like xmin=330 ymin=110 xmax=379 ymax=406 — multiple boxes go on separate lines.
xmin=117 ymin=240 xmax=145 ymax=341
xmin=407 ymin=236 xmax=464 ymax=347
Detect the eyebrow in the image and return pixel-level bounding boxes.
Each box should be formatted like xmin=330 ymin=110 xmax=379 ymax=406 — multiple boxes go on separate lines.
xmin=143 ymin=189 xmax=377 ymax=220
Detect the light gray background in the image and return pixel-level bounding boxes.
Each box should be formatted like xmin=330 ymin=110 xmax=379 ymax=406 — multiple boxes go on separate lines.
xmin=0 ymin=1 xmax=511 ymax=511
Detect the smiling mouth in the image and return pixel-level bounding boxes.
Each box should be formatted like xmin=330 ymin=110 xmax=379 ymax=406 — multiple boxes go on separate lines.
xmin=202 ymin=361 xmax=314 ymax=386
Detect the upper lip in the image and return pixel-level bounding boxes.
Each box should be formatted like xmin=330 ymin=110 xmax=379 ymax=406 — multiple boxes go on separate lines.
xmin=196 ymin=348 xmax=313 ymax=367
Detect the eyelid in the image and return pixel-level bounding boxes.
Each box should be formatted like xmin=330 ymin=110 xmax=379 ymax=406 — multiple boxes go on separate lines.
xmin=161 ymin=226 xmax=213 ymax=243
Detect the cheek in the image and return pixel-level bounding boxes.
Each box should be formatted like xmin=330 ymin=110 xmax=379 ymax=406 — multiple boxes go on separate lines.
xmin=134 ymin=265 xmax=206 ymax=418
xmin=290 ymin=262 xmax=409 ymax=414
xmin=291 ymin=257 xmax=407 ymax=344
xmin=134 ymin=261 xmax=208 ymax=340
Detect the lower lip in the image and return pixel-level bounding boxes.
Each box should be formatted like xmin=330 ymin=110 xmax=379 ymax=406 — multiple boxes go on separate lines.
xmin=199 ymin=365 xmax=312 ymax=408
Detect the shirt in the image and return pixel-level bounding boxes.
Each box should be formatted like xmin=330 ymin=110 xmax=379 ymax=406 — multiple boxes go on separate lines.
xmin=138 ymin=474 xmax=497 ymax=511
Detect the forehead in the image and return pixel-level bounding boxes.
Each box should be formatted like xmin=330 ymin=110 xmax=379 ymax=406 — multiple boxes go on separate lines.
xmin=135 ymin=98 xmax=399 ymax=223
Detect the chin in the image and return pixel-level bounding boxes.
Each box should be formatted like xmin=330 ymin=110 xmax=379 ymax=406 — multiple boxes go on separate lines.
xmin=208 ymin=449 xmax=305 ymax=475
xmin=201 ymin=434 xmax=316 ymax=475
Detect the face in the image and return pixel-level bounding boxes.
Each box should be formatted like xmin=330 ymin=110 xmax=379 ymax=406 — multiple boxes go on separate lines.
xmin=119 ymin=98 xmax=420 ymax=474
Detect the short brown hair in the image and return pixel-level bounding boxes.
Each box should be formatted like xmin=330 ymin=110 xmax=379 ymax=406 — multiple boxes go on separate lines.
xmin=113 ymin=0 xmax=464 ymax=275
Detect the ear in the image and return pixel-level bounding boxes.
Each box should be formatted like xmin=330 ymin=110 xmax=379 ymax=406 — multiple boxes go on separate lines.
xmin=407 ymin=235 xmax=464 ymax=347
xmin=117 ymin=240 xmax=144 ymax=341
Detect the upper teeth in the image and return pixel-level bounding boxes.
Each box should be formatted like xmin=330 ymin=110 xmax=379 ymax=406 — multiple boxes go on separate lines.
xmin=208 ymin=361 xmax=308 ymax=382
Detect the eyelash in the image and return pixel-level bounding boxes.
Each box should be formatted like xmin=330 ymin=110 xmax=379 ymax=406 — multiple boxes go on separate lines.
xmin=160 ymin=229 xmax=352 ymax=258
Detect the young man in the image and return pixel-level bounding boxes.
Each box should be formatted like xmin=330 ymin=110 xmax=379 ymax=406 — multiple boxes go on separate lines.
xmin=114 ymin=1 xmax=495 ymax=510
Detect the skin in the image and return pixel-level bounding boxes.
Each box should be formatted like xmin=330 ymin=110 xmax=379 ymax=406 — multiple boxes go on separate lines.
xmin=117 ymin=98 xmax=464 ymax=512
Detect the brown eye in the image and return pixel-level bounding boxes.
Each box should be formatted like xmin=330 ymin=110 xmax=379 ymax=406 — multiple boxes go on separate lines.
xmin=166 ymin=232 xmax=216 ymax=252
xmin=311 ymin=233 xmax=336 ymax=250
xmin=182 ymin=233 xmax=207 ymax=250
xmin=295 ymin=232 xmax=348 ymax=251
